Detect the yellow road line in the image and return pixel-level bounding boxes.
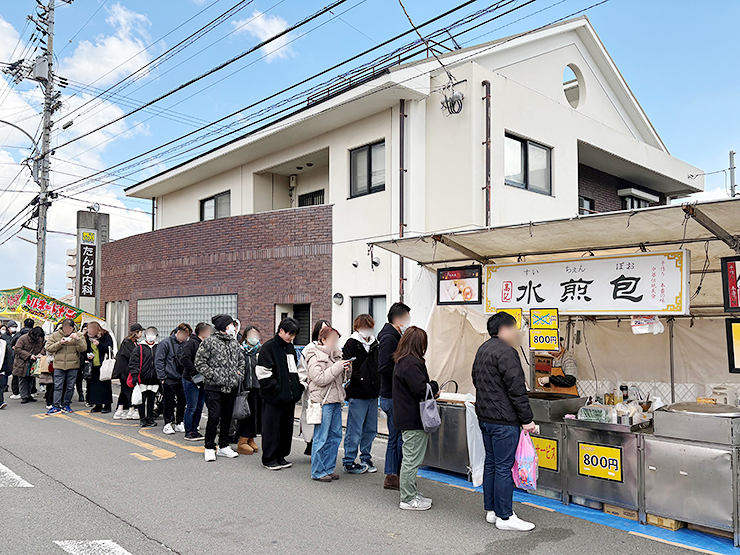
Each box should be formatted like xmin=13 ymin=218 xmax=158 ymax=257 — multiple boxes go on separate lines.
xmin=138 ymin=428 xmax=204 ymax=454
xmin=76 ymin=411 xmax=139 ymax=427
xmin=628 ymin=532 xmax=723 ymax=555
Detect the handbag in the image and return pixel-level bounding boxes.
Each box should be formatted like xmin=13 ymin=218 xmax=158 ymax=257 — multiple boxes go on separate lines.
xmin=232 ymin=382 xmax=251 ymax=421
xmin=29 ymin=358 xmax=41 ymax=377
xmin=305 ymin=384 xmax=332 ymax=426
xmin=420 ymin=383 xmax=441 ymax=433
xmin=81 ymin=359 xmax=92 ymax=380
xmin=99 ymin=347 xmax=115 ymax=382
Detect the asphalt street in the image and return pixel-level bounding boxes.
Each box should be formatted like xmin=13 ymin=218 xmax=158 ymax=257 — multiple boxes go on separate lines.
xmin=0 ymin=389 xmax=695 ymax=555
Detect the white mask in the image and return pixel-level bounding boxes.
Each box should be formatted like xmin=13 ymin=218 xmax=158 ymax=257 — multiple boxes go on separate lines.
xmin=226 ymin=325 xmax=237 ymax=338
xmin=145 ymin=334 xmax=157 ymax=343
xmin=358 ymin=329 xmax=372 ymax=339
xmin=399 ymin=324 xmax=409 ymax=335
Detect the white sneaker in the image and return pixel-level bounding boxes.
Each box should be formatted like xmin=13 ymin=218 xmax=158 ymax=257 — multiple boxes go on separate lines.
xmin=486 ymin=511 xmax=497 ymax=523
xmin=216 ymin=446 xmax=239 ymax=458
xmin=495 ymin=513 xmax=535 ymax=531
xmin=163 ymin=423 xmax=175 ymax=435
xmin=175 ymin=422 xmax=185 ymax=433
xmin=46 ymin=404 xmax=52 ymax=410
xmin=415 ymin=492 xmax=432 ymax=505
xmin=113 ymin=408 xmax=126 ymax=420
xmin=10 ymin=394 xmax=20 ymax=400
xmin=126 ymin=408 xmax=138 ymax=419
xmin=399 ymin=497 xmax=432 ymax=511
xmin=204 ymin=448 xmax=216 ymax=462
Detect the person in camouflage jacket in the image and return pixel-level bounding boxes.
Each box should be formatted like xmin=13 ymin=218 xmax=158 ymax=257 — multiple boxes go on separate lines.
xmin=195 ymin=314 xmax=245 ymax=460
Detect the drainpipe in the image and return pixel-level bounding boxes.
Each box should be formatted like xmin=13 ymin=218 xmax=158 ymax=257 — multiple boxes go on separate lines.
xmin=151 ymin=197 xmax=155 ymax=231
xmin=482 ymin=81 xmax=491 ymax=227
xmin=399 ymin=99 xmax=407 ymax=303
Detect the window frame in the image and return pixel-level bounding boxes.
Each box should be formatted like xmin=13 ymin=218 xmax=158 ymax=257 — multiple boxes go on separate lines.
xmin=504 ymin=133 xmax=552 ymax=196
xmin=351 ymin=295 xmax=386 ymax=337
xmin=200 ymin=191 xmax=231 ymax=222
xmin=349 ymin=140 xmax=385 ymax=199
xmin=622 ymin=196 xmax=650 ymax=210
xmin=578 ymin=196 xmax=595 ymax=215
xmin=298 ymin=189 xmax=325 ymax=207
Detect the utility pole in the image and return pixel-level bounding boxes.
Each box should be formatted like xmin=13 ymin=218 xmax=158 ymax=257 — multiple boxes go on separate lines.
xmin=731 ymin=150 xmax=736 ymax=198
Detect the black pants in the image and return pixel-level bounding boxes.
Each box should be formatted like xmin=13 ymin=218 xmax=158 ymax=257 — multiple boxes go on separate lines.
xmin=162 ymin=381 xmax=186 ymax=424
xmin=19 ymin=376 xmax=35 ymax=401
xmin=11 ymin=375 xmax=19 ymax=396
xmin=118 ymin=377 xmax=132 ymax=410
xmin=204 ymin=390 xmax=234 ymax=450
xmin=44 ymin=383 xmax=54 ymax=406
xmin=261 ymin=400 xmax=295 ymax=466
xmin=237 ymin=389 xmax=263 ymax=439
xmin=138 ymin=390 xmax=156 ymax=422
xmin=76 ymin=370 xmax=85 ymax=397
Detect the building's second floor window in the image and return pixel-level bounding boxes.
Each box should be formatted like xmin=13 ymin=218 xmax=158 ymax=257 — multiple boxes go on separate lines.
xmin=622 ymin=196 xmax=650 ymax=210
xmin=578 ymin=196 xmax=595 ymax=215
xmin=200 ymin=191 xmax=230 ymax=221
xmin=298 ymin=189 xmax=325 ymax=207
xmin=504 ymin=133 xmax=552 ymax=195
xmin=350 ymin=140 xmax=385 ymax=198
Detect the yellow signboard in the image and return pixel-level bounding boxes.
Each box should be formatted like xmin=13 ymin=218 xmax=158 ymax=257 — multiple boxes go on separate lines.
xmin=497 ymin=308 xmax=522 ymax=329
xmin=531 ymin=436 xmax=558 ymax=471
xmin=578 ymin=443 xmax=623 ymax=482
xmin=529 ymin=329 xmax=559 ymax=351
xmin=530 ymin=308 xmax=559 ymax=329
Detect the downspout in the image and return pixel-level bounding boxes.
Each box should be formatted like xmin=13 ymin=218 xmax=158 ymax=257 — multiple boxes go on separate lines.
xmin=482 ymin=81 xmax=491 ymax=227
xmin=151 ymin=197 xmax=155 ymax=231
xmin=399 ymin=99 xmax=407 ymax=303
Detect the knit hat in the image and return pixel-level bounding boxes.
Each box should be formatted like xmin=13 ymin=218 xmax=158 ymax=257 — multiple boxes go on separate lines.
xmin=212 ymin=314 xmax=234 ymax=332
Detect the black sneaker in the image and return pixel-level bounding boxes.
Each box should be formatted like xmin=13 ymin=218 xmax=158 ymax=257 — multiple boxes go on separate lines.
xmin=264 ymin=462 xmax=282 ymax=471
xmin=364 ymin=460 xmax=378 ymax=473
xmin=343 ymin=462 xmax=368 ymax=474
xmin=184 ymin=432 xmax=204 ymax=441
xmin=304 ymin=442 xmax=312 ymax=456
xmin=278 ymin=458 xmax=292 ymax=469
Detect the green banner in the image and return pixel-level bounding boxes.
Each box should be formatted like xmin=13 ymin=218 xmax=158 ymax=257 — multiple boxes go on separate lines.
xmin=0 ymin=286 xmax=93 ymax=324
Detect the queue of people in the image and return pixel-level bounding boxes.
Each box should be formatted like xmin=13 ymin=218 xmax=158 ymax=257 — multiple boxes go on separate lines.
xmin=0 ymin=306 xmax=537 ymax=530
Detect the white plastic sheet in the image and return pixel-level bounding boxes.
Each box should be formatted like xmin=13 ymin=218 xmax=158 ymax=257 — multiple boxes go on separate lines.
xmin=131 ymin=384 xmax=142 ymax=406
xmin=465 ymin=400 xmax=485 ymax=488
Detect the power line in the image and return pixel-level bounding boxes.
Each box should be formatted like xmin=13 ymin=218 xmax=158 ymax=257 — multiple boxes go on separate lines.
xmin=56 ymin=0 xmax=111 ymax=57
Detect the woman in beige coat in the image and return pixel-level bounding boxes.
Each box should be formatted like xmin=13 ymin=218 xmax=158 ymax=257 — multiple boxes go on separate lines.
xmin=306 ymin=326 xmax=351 ymax=482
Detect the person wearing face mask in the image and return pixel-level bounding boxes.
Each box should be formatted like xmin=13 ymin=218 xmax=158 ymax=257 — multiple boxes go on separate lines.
xmin=83 ymin=322 xmax=115 ymax=413
xmin=257 ymin=317 xmax=303 ymax=470
xmin=235 ymin=326 xmax=263 ymax=455
xmin=44 ymin=319 xmax=87 ymax=414
xmin=296 ymin=319 xmax=331 ymax=456
xmin=155 ymin=323 xmax=192 ymax=435
xmin=13 ymin=326 xmax=46 ymax=404
xmin=342 ymin=314 xmax=380 ymax=475
xmin=112 ymin=324 xmax=144 ymax=420
xmin=306 ymin=326 xmax=351 ymax=482
xmin=179 ymin=322 xmax=212 ymax=441
xmin=9 ymin=319 xmax=34 ymax=400
xmin=195 ymin=314 xmax=244 ymax=462
xmin=377 ymin=302 xmax=411 ymax=491
xmin=129 ymin=327 xmax=160 ymax=427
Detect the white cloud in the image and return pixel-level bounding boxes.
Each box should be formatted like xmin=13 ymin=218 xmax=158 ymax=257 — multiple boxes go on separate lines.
xmin=59 ymin=3 xmax=152 ymax=87
xmin=231 ymin=10 xmax=295 ymax=62
xmin=673 ymin=186 xmax=731 ymax=204
xmin=0 ymin=15 xmax=22 ymax=63
xmin=192 ymin=0 xmax=208 ymax=4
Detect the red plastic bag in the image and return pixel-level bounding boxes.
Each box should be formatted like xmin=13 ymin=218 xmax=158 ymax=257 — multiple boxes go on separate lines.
xmin=512 ymin=430 xmax=538 ymax=490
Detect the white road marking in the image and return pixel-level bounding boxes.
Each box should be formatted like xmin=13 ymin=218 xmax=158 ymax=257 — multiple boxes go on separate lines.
xmin=54 ymin=540 xmax=133 ymax=555
xmin=0 ymin=463 xmax=33 ymax=487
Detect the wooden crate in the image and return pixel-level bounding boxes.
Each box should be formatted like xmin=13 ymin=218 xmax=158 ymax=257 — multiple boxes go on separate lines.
xmin=687 ymin=523 xmax=734 ymax=540
xmin=603 ymin=504 xmax=638 ymax=521
xmin=647 ymin=514 xmax=685 ymax=531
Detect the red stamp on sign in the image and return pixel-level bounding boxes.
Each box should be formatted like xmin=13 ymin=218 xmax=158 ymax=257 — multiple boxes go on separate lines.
xmin=502 ymin=281 xmax=513 ymax=303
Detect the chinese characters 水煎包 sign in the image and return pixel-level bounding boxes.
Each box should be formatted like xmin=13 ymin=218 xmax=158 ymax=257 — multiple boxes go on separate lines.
xmin=578 ymin=442 xmax=623 ymax=482
xmin=484 ymin=251 xmax=689 ymax=315
xmin=531 ymin=436 xmax=558 ymax=472
xmin=78 ymin=229 xmax=97 ymax=298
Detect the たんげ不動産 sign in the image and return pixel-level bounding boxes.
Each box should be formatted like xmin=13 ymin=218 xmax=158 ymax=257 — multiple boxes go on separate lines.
xmin=485 ymin=251 xmax=689 ymax=315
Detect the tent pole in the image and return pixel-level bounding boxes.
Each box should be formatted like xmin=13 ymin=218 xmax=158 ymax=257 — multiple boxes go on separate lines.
xmin=668 ymin=317 xmax=676 ymax=403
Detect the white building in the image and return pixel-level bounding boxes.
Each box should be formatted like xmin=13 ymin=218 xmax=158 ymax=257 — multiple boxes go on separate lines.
xmin=121 ymin=17 xmax=703 ymax=337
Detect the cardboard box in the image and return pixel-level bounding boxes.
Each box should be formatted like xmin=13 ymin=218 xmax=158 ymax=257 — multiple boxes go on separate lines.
xmin=603 ymin=504 xmax=638 ymax=521
xmin=647 ymin=514 xmax=685 ymax=531
xmin=687 ymin=523 xmax=734 ymax=540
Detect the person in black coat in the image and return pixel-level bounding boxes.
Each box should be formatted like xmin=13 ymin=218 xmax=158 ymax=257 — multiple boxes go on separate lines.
xmin=129 ymin=327 xmax=160 ymax=427
xmin=179 ymin=322 xmax=212 ymax=440
xmin=341 ymin=314 xmax=380 ymax=474
xmin=112 ymin=324 xmax=143 ymax=419
xmin=235 ymin=326 xmax=263 ymax=455
xmin=471 ymin=312 xmax=535 ymax=532
xmin=9 ymin=319 xmax=33 ymax=398
xmin=83 ymin=322 xmax=114 ymax=413
xmin=377 ymin=302 xmax=411 ymax=490
xmin=392 ymin=326 xmax=438 ymax=511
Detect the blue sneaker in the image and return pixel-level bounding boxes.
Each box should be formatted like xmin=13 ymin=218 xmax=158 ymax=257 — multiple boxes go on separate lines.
xmin=62 ymin=405 xmax=74 ymax=413
xmin=46 ymin=407 xmax=61 ymax=415
xmin=343 ymin=462 xmax=368 ymax=474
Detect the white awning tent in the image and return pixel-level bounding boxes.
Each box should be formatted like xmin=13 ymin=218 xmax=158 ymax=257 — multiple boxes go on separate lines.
xmin=370 ymin=199 xmax=740 ymax=401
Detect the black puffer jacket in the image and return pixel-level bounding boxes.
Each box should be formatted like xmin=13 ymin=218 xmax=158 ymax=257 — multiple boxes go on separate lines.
xmin=179 ymin=334 xmax=201 ymax=383
xmin=113 ymin=338 xmax=136 ymax=380
xmin=377 ymin=323 xmax=401 ymax=398
xmin=343 ymin=334 xmax=380 ymax=399
xmin=128 ymin=343 xmax=159 ymax=386
xmin=472 ymin=337 xmax=533 ymax=427
xmin=392 ymin=355 xmax=439 ymax=431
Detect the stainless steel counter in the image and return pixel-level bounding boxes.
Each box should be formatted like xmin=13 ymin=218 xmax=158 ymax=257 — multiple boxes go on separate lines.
xmin=423 ymin=402 xmax=470 ymax=476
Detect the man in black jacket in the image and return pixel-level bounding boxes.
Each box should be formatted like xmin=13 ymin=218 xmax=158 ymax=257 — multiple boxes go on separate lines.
xmin=256 ymin=317 xmax=302 ymax=471
xmin=9 ymin=319 xmax=33 ymax=399
xmin=377 ymin=302 xmax=410 ymax=490
xmin=179 ymin=322 xmax=212 ymax=441
xmin=472 ymin=312 xmax=535 ymax=532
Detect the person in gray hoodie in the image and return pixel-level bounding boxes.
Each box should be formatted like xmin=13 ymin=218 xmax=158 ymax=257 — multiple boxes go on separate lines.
xmin=155 ymin=323 xmax=191 ymax=435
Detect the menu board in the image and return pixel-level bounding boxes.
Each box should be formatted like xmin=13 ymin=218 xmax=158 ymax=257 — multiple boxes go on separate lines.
xmin=721 ymin=256 xmax=740 ymax=313
xmin=437 ymin=265 xmax=482 ymax=305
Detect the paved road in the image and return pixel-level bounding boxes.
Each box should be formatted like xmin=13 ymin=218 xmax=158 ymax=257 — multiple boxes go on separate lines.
xmin=0 ymin=391 xmax=694 ymax=555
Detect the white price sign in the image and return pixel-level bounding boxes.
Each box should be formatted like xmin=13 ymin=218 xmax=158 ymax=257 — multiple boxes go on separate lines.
xmin=484 ymin=251 xmax=689 ymax=315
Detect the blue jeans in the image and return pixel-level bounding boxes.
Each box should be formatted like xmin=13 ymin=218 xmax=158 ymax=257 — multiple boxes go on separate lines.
xmin=343 ymin=397 xmax=378 ymax=466
xmin=379 ymin=396 xmax=403 ymax=476
xmin=182 ymin=379 xmax=205 ymax=435
xmin=53 ymin=368 xmax=77 ymax=408
xmin=479 ymin=422 xmax=520 ymax=519
xmin=311 ymin=402 xmax=343 ymax=479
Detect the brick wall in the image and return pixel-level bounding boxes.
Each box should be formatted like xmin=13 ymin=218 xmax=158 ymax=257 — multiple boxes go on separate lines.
xmin=101 ymin=205 xmax=332 ymax=338
xmin=578 ymin=164 xmax=665 ymax=213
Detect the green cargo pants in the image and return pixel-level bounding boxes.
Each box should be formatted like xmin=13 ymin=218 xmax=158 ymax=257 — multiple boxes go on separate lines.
xmin=400 ymin=429 xmax=429 ymax=503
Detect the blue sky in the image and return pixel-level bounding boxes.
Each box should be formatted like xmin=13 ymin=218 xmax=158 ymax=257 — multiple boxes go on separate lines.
xmin=0 ymin=0 xmax=738 ymax=298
